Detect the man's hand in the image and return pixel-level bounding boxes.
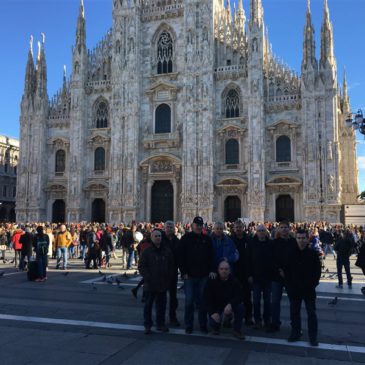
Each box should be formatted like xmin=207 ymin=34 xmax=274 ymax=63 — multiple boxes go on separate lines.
xmin=224 ymin=304 xmax=232 ymax=316
xmin=211 ymin=313 xmax=220 ymax=323
xmin=248 ymin=276 xmax=253 ymax=285
xmin=209 ymin=272 xmax=217 ymax=279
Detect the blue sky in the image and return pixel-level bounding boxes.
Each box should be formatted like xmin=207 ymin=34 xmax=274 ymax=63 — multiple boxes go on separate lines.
xmin=0 ymin=0 xmax=364 ymax=191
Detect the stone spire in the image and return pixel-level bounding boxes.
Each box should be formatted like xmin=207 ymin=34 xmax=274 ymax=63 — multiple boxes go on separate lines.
xmin=234 ymin=0 xmax=246 ymax=33
xmin=302 ymin=0 xmax=317 ymax=71
xmin=62 ymin=65 xmax=67 ymax=93
xmin=342 ymin=67 xmax=350 ymax=113
xmin=35 ymin=34 xmax=47 ymax=98
xmin=24 ymin=35 xmax=35 ymax=96
xmin=249 ymin=0 xmax=264 ymax=29
xmin=75 ymin=0 xmax=86 ymax=53
xmin=320 ymin=0 xmax=335 ymax=69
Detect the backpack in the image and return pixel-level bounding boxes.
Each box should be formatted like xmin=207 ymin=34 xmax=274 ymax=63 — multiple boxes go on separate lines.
xmin=37 ymin=236 xmax=48 ymax=255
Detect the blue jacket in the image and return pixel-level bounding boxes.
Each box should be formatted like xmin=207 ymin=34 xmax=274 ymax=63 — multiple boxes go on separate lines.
xmin=210 ymin=233 xmax=239 ymax=268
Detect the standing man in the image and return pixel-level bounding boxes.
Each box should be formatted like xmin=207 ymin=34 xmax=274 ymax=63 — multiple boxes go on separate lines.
xmin=163 ymin=220 xmax=181 ymax=326
xmin=33 ymin=226 xmax=50 ymax=282
xmin=271 ymin=220 xmax=297 ymax=332
xmin=19 ymin=227 xmax=33 ymax=271
xmin=139 ymin=229 xmax=175 ymax=334
xmin=179 ymin=216 xmax=216 ymax=334
xmin=231 ymin=219 xmax=254 ymax=325
xmin=283 ymin=229 xmax=321 ymax=346
xmin=334 ymin=229 xmax=354 ymax=289
xmin=100 ymin=225 xmax=114 ymax=268
xmin=55 ymin=224 xmax=72 ymax=270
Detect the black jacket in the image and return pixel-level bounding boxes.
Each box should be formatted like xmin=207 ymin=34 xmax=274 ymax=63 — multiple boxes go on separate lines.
xmin=334 ymin=236 xmax=355 ymax=257
xmin=272 ymin=236 xmax=297 ymax=282
xmin=138 ymin=243 xmax=175 ymax=292
xmin=162 ymin=232 xmax=180 ymax=271
xmin=100 ymin=232 xmax=113 ymax=254
xmin=246 ymin=236 xmax=274 ymax=283
xmin=283 ymin=243 xmax=321 ymax=298
xmin=179 ymin=232 xmax=215 ymax=278
xmin=204 ymin=275 xmax=243 ymax=315
xmin=19 ymin=232 xmax=34 ymax=256
xmin=231 ymin=233 xmax=250 ymax=285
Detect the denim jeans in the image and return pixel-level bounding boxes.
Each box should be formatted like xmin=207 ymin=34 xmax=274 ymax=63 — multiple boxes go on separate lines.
xmin=37 ymin=254 xmax=47 ymax=278
xmin=336 ymin=256 xmax=352 ymax=285
xmin=127 ymin=248 xmax=135 ymax=269
xmin=271 ymin=281 xmax=284 ymax=327
xmin=184 ymin=277 xmax=208 ymax=330
xmin=80 ymin=242 xmax=87 ymax=260
xmin=56 ymin=247 xmax=68 ymax=269
xmin=144 ymin=291 xmax=167 ymax=328
xmin=289 ymin=295 xmax=318 ymax=340
xmin=209 ymin=303 xmax=244 ymax=332
xmin=324 ymin=244 xmax=336 ymax=258
xmin=253 ymin=281 xmax=271 ymax=324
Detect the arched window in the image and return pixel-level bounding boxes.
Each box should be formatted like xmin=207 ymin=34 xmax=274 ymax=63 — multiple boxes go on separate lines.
xmin=276 ymin=136 xmax=291 ymax=162
xmin=94 ymin=147 xmax=105 ymax=171
xmin=225 ymin=90 xmax=240 ymax=118
xmin=55 ymin=149 xmax=66 ymax=173
xmin=225 ymin=139 xmax=239 ymax=164
xmin=155 ymin=104 xmax=171 ymax=134
xmin=157 ymin=31 xmax=173 ymax=74
xmin=95 ymin=101 xmax=108 ymax=128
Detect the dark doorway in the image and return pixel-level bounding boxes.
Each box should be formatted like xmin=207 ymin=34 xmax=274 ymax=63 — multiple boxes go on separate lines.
xmin=276 ymin=195 xmax=294 ymax=222
xmin=0 ymin=207 xmax=7 ymax=222
xmin=224 ymin=196 xmax=241 ymax=222
xmin=9 ymin=208 xmax=16 ymax=222
xmin=52 ymin=200 xmax=66 ymax=223
xmin=151 ymin=180 xmax=173 ymax=223
xmin=92 ymin=199 xmax=106 ymax=223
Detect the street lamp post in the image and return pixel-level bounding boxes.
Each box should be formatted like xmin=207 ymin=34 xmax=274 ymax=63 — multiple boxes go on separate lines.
xmin=346 ymin=109 xmax=365 ymax=137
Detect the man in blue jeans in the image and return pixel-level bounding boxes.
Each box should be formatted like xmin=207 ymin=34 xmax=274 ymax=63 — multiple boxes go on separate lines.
xmin=179 ymin=216 xmax=215 ymax=334
xmin=33 ymin=226 xmax=50 ymax=282
xmin=271 ymin=220 xmax=297 ymax=332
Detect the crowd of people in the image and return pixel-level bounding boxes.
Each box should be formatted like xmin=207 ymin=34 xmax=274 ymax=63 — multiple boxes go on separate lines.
xmin=0 ymin=219 xmax=364 ymax=345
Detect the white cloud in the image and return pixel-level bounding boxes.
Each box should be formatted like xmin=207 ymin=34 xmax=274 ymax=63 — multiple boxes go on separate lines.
xmin=358 ymin=156 xmax=365 ymax=170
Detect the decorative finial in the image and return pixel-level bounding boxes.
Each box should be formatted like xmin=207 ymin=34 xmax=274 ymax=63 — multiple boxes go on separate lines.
xmin=41 ymin=32 xmax=45 ymax=44
xmin=307 ymin=0 xmax=311 ymax=12
xmin=63 ymin=65 xmax=67 ymax=78
xmin=29 ymin=35 xmax=33 ymax=55
xmin=37 ymin=41 xmax=41 ymax=61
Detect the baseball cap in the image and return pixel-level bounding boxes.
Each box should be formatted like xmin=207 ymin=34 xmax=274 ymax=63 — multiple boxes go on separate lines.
xmin=193 ymin=216 xmax=204 ymax=225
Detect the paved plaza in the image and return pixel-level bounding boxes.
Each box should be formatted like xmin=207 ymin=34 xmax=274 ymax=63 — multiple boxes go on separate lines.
xmin=0 ymin=252 xmax=364 ymax=365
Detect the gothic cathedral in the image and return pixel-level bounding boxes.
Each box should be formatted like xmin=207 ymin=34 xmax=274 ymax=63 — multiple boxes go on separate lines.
xmin=16 ymin=0 xmax=358 ymax=223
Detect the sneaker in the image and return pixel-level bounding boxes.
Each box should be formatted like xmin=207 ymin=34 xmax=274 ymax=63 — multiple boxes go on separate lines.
xmin=144 ymin=327 xmax=152 ymax=335
xmin=169 ymin=319 xmax=180 ymax=327
xmin=35 ymin=278 xmax=43 ymax=282
xmin=288 ymin=331 xmax=302 ymax=342
xmin=336 ymin=284 xmax=343 ymax=289
xmin=185 ymin=327 xmax=193 ymax=334
xmin=156 ymin=325 xmax=169 ymax=333
xmin=310 ymin=338 xmax=319 ymax=347
xmin=233 ymin=330 xmax=245 ymax=340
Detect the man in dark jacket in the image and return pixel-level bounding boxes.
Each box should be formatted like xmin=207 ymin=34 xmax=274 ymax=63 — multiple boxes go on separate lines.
xmin=32 ymin=226 xmax=50 ymax=282
xmin=179 ymin=216 xmax=216 ymax=334
xmin=138 ymin=229 xmax=175 ymax=334
xmin=271 ymin=220 xmax=297 ymax=332
xmin=205 ymin=260 xmax=245 ymax=339
xmin=19 ymin=227 xmax=33 ymax=271
xmin=162 ymin=220 xmax=181 ymax=326
xmin=334 ymin=230 xmax=354 ymax=288
xmin=99 ymin=225 xmax=114 ymax=268
xmin=283 ymin=229 xmax=321 ymax=346
xmin=247 ymin=225 xmax=274 ymax=329
xmin=231 ymin=220 xmax=253 ymax=325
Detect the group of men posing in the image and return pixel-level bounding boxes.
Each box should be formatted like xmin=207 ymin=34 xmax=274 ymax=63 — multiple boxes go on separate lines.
xmin=138 ymin=217 xmax=322 ymax=346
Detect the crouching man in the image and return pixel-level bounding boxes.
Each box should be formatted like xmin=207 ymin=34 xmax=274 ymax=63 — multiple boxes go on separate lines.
xmin=204 ymin=260 xmax=245 ymax=339
xmin=138 ymin=229 xmax=175 ymax=334
xmin=282 ymin=229 xmax=321 ymax=346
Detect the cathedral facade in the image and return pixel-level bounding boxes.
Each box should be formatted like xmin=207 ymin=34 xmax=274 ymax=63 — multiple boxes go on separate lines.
xmin=16 ymin=0 xmax=358 ymax=224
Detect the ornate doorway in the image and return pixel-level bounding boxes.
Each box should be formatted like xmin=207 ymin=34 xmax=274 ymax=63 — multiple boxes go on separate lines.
xmin=52 ymin=200 xmax=66 ymax=223
xmin=224 ymin=196 xmax=241 ymax=222
xmin=276 ymin=195 xmax=294 ymax=222
xmin=92 ymin=198 xmax=106 ymax=223
xmin=151 ymin=180 xmax=173 ymax=223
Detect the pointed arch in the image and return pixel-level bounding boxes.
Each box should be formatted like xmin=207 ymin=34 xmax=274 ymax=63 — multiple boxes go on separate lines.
xmin=93 ymin=97 xmax=109 ymax=128
xmin=222 ymin=83 xmax=241 ymax=118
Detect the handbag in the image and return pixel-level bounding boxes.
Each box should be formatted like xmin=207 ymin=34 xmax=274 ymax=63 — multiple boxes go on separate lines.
xmin=0 ymin=245 xmax=7 ymax=251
